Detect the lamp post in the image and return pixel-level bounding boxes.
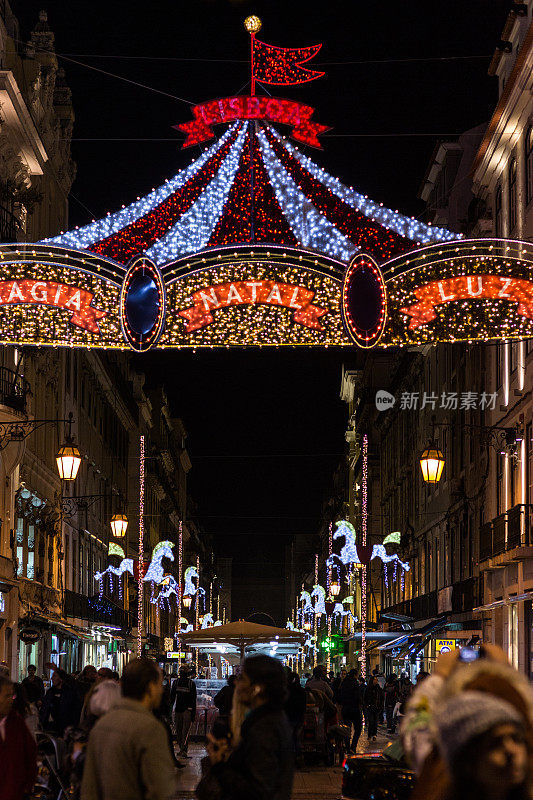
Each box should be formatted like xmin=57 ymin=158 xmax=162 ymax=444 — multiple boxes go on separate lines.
xmin=420 ymin=419 xmax=522 ymax=485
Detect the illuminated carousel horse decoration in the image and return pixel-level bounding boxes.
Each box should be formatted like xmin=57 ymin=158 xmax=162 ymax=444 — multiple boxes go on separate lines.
xmin=180 ymin=622 xmax=194 ymax=634
xmin=332 ymin=602 xmax=357 ymax=626
xmin=304 ymin=632 xmax=318 ymax=657
xmin=311 ymin=584 xmax=326 ymax=617
xmin=196 ymin=586 xmax=206 ymax=610
xmin=144 ymin=541 xmax=174 ymax=584
xmin=94 ymin=557 xmax=134 ymax=596
xmin=286 ymin=620 xmax=296 ymax=631
xmin=299 ymin=590 xmax=314 ymax=627
xmin=95 ymin=558 xmax=134 ymax=583
xmin=153 ymin=574 xmax=181 ymax=610
xmin=184 ymin=566 xmax=199 ymax=596
xmin=201 ymin=613 xmax=214 ymax=628
xmin=326 ymin=520 xmax=410 ymax=584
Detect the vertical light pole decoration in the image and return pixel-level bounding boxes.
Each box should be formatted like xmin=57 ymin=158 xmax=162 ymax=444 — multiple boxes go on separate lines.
xmin=313 ymin=553 xmax=319 ymax=669
xmin=177 ymin=520 xmax=183 ymax=654
xmin=361 ymin=433 xmax=368 ymax=680
xmin=326 ymin=522 xmax=333 ymax=674
xmin=195 ymin=555 xmax=200 ymax=674
xmin=137 ymin=435 xmax=145 ymax=657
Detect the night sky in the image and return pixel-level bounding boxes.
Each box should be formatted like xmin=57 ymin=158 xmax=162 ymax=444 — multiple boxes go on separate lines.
xmin=15 ymin=0 xmax=508 ymax=622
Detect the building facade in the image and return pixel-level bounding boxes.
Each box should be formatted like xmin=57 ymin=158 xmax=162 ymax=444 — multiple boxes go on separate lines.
xmin=0 ymin=6 xmax=216 ymax=679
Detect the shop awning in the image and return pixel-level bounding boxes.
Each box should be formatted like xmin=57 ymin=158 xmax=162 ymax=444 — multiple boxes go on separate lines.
xmin=378 ymin=616 xmax=449 ymax=655
xmin=344 ymin=631 xmax=408 ymax=643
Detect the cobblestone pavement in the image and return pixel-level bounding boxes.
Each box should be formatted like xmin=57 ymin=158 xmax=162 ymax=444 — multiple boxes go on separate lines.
xmin=175 ymin=725 xmax=394 ymax=799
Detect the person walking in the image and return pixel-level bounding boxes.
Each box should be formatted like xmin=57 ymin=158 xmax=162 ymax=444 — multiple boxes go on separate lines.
xmin=337 ymin=669 xmax=363 ymax=754
xmin=171 ymin=664 xmax=197 ymax=758
xmin=196 ymin=654 xmax=294 ymax=800
xmin=76 ymin=665 xmax=97 ymax=704
xmin=81 ymin=658 xmax=177 ymax=800
xmin=305 ymin=665 xmax=334 ymax=699
xmin=40 ymin=668 xmax=82 ymax=736
xmin=364 ymin=675 xmax=384 ymax=741
xmin=383 ymin=674 xmax=399 ymax=733
xmin=285 ymin=670 xmax=306 ymax=764
xmin=332 ymin=668 xmax=347 ymax=703
xmin=21 ymin=664 xmax=45 ymax=707
xmin=0 ymin=674 xmax=37 ymax=800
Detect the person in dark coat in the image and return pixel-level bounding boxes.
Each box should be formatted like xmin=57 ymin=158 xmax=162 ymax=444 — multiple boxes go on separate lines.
xmin=196 ymin=654 xmax=294 ymax=800
xmin=40 ymin=668 xmax=82 ymax=736
xmin=21 ymin=664 xmax=45 ymax=707
xmin=171 ymin=664 xmax=197 ymax=756
xmin=285 ymin=670 xmax=306 ymax=763
xmin=214 ymin=675 xmax=236 ymax=720
xmin=0 ymin=674 xmax=37 ymax=800
xmin=332 ymin=668 xmax=347 ymax=703
xmin=384 ymin=674 xmax=399 ymax=733
xmin=364 ymin=675 xmax=384 ymax=741
xmin=337 ymin=669 xmax=363 ymax=754
xmin=75 ymin=665 xmax=97 ymax=705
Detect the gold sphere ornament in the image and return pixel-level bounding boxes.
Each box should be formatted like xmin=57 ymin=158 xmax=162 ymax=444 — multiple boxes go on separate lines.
xmin=244 ymin=15 xmax=262 ymax=34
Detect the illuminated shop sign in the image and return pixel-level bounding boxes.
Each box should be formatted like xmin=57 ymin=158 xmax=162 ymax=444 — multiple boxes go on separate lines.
xmin=2 ymin=239 xmax=533 ymax=351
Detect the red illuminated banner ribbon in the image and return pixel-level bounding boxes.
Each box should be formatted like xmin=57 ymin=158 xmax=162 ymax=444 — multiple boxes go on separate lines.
xmin=176 ymin=96 xmax=330 ymax=149
xmin=179 ymin=280 xmax=327 ymax=332
xmin=400 ymin=275 xmax=533 ymax=330
xmin=0 ymin=279 xmax=106 ymax=333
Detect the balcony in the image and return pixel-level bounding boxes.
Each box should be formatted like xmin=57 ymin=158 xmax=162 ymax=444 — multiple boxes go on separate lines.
xmin=0 ymin=367 xmax=31 ymax=414
xmin=479 ymin=505 xmax=531 ymax=563
xmin=0 ymin=203 xmax=21 ymax=243
xmin=64 ymin=589 xmax=131 ymax=630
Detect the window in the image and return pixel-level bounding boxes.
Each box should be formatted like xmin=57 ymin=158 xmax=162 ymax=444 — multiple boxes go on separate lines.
xmin=528 ymin=422 xmax=533 ymax=509
xmin=16 ymin=518 xmax=36 ymax=580
xmin=497 ymin=454 xmax=504 ymax=516
xmin=495 ymin=185 xmax=503 ymax=236
xmin=509 ymin=158 xmax=517 ymax=231
xmin=526 ymin=127 xmax=533 ymax=205
xmin=511 ymin=341 xmax=519 ymax=373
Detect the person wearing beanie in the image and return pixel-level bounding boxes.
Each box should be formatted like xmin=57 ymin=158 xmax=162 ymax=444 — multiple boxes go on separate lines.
xmin=435 ymin=691 xmax=530 ymax=800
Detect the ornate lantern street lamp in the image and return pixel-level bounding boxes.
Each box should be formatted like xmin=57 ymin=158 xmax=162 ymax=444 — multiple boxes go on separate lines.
xmin=110 ymin=513 xmax=128 ymax=538
xmin=419 ymin=441 xmax=445 ymax=484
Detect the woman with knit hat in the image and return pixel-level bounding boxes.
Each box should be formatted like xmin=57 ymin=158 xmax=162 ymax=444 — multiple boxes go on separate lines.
xmin=434 ymin=691 xmax=530 ymax=800
xmin=401 ymin=645 xmax=533 ymax=800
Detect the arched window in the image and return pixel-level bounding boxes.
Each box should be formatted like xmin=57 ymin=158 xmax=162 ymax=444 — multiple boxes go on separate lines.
xmin=509 ymin=158 xmax=517 ymax=232
xmin=526 ymin=126 xmax=533 ymax=205
xmin=495 ymin=184 xmax=503 ymax=236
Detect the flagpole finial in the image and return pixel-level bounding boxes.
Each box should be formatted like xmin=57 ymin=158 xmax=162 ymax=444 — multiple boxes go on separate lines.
xmin=244 ymin=15 xmax=262 ymax=34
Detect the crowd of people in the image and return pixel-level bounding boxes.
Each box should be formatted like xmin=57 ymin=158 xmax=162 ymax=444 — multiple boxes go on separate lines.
xmin=1 ymin=647 xmax=533 ymax=800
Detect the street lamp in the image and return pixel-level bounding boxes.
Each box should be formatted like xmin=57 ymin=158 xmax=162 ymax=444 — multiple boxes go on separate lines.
xmin=110 ymin=512 xmax=128 ymax=538
xmin=183 ymin=594 xmax=192 ymax=609
xmin=56 ymin=441 xmax=81 ymax=481
xmin=330 ymin=580 xmax=341 ymax=597
xmin=56 ymin=415 xmax=81 ymax=481
xmin=303 ymin=620 xmax=312 ymax=631
xmin=419 ymin=441 xmax=445 ymax=484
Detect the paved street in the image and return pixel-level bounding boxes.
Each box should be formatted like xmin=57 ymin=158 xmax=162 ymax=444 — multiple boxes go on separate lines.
xmin=175 ymin=727 xmax=394 ymax=799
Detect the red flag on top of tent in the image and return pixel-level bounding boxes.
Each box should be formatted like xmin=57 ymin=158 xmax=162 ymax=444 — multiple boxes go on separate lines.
xmin=252 ymin=38 xmax=325 ymax=86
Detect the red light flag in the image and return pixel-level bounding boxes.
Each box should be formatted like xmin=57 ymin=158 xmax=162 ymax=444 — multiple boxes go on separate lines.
xmin=252 ymin=39 xmax=325 ymax=86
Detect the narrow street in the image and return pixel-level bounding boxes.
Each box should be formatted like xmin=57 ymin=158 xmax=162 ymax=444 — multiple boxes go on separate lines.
xmin=176 ymin=728 xmax=394 ymax=799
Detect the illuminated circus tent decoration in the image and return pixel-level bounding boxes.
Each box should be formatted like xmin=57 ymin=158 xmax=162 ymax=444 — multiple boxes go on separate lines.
xmin=0 ymin=23 xmax=532 ymax=351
